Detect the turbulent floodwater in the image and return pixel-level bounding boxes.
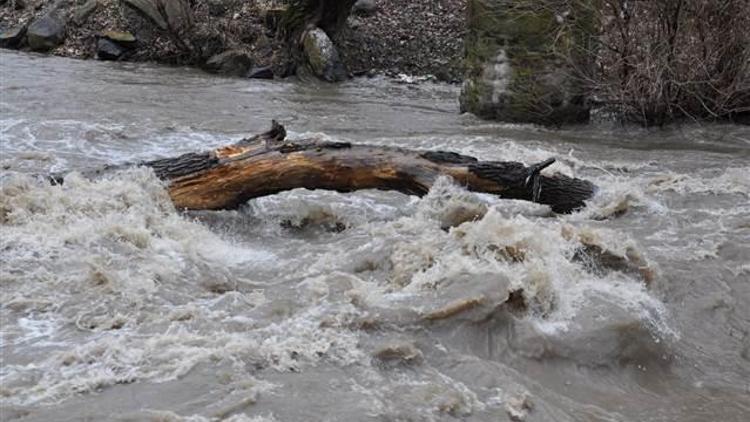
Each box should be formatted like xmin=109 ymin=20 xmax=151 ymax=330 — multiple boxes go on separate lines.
xmin=1 ymin=50 xmax=749 ymax=422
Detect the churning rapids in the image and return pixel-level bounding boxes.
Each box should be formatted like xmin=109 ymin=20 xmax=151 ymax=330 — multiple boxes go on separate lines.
xmin=1 ymin=50 xmax=749 ymax=422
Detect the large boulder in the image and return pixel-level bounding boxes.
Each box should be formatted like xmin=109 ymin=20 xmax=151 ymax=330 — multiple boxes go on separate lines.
xmin=302 ymin=27 xmax=348 ymax=82
xmin=27 ymin=12 xmax=67 ymax=51
xmin=460 ymin=0 xmax=593 ymax=125
xmin=204 ymin=50 xmax=254 ymax=76
xmin=0 ymin=25 xmax=26 ymax=49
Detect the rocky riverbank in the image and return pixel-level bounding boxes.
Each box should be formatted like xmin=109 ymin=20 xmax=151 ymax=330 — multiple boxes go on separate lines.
xmin=0 ymin=0 xmax=466 ymax=82
xmin=337 ymin=0 xmax=465 ymax=82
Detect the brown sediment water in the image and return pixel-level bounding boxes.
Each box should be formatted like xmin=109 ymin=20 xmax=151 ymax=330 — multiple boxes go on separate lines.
xmin=1 ymin=50 xmax=749 ymax=422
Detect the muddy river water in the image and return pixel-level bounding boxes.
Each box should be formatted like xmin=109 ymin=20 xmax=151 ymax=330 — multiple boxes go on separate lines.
xmin=1 ymin=50 xmax=749 ymax=421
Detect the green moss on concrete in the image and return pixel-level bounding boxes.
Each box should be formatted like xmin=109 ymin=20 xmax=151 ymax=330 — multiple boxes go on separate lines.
xmin=461 ymin=0 xmax=594 ymax=125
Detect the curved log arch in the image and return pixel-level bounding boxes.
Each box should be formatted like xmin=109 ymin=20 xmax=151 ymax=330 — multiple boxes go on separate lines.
xmin=63 ymin=122 xmax=596 ymax=213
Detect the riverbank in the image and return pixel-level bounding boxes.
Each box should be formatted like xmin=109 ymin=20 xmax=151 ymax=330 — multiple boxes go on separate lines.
xmin=0 ymin=0 xmax=466 ymax=81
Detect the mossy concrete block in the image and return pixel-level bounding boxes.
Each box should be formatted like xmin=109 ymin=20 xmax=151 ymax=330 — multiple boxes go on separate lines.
xmin=460 ymin=0 xmax=592 ymax=125
xmin=101 ymin=30 xmax=137 ymax=45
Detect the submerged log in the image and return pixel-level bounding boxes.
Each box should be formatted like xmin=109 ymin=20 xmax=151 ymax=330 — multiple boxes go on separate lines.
xmin=68 ymin=122 xmax=596 ymax=213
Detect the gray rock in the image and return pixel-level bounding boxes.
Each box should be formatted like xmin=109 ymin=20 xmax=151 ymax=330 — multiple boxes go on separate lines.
xmin=0 ymin=25 xmax=26 ymax=49
xmin=247 ymin=66 xmax=274 ymax=79
xmin=352 ymin=0 xmax=377 ymax=17
xmin=73 ymin=0 xmax=99 ymax=25
xmin=302 ymin=27 xmax=348 ymax=82
xmin=205 ymin=50 xmax=253 ymax=77
xmin=96 ymin=38 xmax=127 ymax=60
xmin=206 ymin=0 xmax=230 ymax=17
xmin=27 ymin=12 xmax=67 ymax=52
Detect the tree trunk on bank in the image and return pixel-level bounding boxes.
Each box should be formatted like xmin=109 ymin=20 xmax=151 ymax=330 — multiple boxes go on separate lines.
xmin=65 ymin=122 xmax=595 ymax=214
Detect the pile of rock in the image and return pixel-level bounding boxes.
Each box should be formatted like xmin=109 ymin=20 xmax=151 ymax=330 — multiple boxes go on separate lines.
xmin=0 ymin=0 xmax=285 ymax=77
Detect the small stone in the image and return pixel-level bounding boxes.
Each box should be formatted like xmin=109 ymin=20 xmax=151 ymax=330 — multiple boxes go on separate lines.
xmin=27 ymin=12 xmax=67 ymax=52
xmin=205 ymin=50 xmax=254 ymax=77
xmin=73 ymin=0 xmax=99 ymax=25
xmin=372 ymin=341 xmax=423 ymax=367
xmin=0 ymin=25 xmax=26 ymax=49
xmin=247 ymin=66 xmax=274 ymax=79
xmin=351 ymin=0 xmax=377 ymax=17
xmin=96 ymin=38 xmax=126 ymax=60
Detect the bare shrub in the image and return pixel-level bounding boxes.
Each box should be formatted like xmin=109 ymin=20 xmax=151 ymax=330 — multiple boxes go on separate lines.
xmin=578 ymin=0 xmax=750 ymax=125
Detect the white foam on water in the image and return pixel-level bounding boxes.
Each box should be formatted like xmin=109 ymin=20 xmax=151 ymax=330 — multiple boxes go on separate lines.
xmin=0 ymin=169 xmax=297 ymax=406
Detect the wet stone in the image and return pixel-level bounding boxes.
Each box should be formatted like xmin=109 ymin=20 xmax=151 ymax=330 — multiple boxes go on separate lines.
xmin=0 ymin=25 xmax=26 ymax=49
xmin=372 ymin=341 xmax=423 ymax=367
xmin=204 ymin=50 xmax=254 ymax=77
xmin=247 ymin=66 xmax=274 ymax=80
xmin=96 ymin=38 xmax=127 ymax=60
xmin=27 ymin=12 xmax=67 ymax=51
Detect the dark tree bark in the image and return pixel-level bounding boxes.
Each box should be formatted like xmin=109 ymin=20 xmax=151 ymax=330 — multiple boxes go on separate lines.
xmin=64 ymin=122 xmax=596 ymax=213
xmin=280 ymin=0 xmax=357 ymax=39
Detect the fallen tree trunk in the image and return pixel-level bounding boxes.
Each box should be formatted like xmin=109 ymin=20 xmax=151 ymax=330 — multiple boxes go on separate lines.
xmin=70 ymin=122 xmax=596 ymax=213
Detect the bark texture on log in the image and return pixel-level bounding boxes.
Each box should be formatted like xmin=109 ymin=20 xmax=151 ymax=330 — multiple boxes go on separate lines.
xmin=122 ymin=121 xmax=594 ymax=213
